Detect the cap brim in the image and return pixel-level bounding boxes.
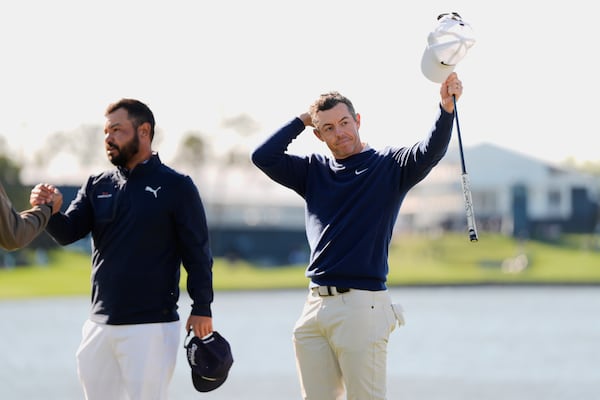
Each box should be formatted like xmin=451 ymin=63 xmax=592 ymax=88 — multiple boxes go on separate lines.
xmin=421 ymin=46 xmax=455 ymax=83
xmin=191 ymin=371 xmax=228 ymax=393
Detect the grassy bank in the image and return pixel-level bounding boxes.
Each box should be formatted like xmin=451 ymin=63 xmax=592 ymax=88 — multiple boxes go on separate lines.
xmin=1 ymin=233 xmax=599 ymax=299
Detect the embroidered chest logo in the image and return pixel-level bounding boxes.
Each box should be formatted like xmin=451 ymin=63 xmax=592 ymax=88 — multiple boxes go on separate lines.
xmin=145 ymin=186 xmax=162 ymax=198
xmin=355 ymin=168 xmax=368 ymax=175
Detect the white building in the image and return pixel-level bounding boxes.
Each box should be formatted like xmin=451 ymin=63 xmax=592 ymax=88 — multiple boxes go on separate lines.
xmin=400 ymin=143 xmax=600 ymax=237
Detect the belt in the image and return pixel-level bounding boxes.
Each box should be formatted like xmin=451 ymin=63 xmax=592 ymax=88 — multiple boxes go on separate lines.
xmin=312 ymin=286 xmax=350 ymax=296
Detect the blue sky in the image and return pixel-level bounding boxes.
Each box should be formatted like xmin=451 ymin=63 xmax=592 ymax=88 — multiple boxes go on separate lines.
xmin=0 ymin=0 xmax=597 ymax=182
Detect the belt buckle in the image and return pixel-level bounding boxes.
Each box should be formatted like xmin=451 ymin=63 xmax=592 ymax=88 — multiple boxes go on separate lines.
xmin=312 ymin=286 xmax=331 ymax=296
xmin=314 ymin=286 xmax=348 ymax=296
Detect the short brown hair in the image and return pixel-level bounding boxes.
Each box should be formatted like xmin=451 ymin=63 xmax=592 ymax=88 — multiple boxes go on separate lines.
xmin=309 ymin=91 xmax=357 ymax=126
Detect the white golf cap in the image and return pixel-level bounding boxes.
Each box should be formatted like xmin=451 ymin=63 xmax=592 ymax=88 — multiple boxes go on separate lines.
xmin=421 ymin=12 xmax=476 ymax=83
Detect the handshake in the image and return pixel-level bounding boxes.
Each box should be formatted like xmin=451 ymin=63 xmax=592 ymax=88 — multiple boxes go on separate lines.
xmin=30 ymin=183 xmax=63 ymax=215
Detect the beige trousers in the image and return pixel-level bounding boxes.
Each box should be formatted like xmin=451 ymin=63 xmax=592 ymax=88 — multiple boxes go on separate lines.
xmin=293 ymin=288 xmax=402 ymax=400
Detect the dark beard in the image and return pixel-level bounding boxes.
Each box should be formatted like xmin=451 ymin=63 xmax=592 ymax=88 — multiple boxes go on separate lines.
xmin=108 ymin=132 xmax=140 ymax=167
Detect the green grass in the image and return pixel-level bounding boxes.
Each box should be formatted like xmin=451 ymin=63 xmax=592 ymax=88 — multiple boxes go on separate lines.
xmin=387 ymin=232 xmax=600 ymax=284
xmin=1 ymin=233 xmax=599 ymax=299
xmin=0 ymin=250 xmax=92 ymax=298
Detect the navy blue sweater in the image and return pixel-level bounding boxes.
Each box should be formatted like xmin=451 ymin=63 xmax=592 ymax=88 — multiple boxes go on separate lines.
xmin=46 ymin=153 xmax=213 ymax=324
xmin=252 ymin=106 xmax=453 ymax=290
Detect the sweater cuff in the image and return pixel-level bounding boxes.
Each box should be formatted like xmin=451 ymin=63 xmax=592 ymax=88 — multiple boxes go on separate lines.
xmin=191 ymin=303 xmax=212 ymax=317
xmin=293 ymin=116 xmax=307 ymax=130
xmin=439 ymin=102 xmax=454 ymax=116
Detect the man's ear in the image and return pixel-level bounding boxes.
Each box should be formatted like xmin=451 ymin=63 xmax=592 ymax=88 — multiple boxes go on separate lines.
xmin=138 ymin=122 xmax=151 ymax=138
xmin=312 ymin=128 xmax=325 ymax=142
xmin=356 ymin=113 xmax=361 ymax=129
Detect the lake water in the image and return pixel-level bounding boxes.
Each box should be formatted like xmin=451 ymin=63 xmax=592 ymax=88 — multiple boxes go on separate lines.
xmin=1 ymin=286 xmax=599 ymax=400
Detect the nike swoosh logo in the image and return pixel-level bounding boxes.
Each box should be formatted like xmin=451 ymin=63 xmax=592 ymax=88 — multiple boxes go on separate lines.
xmin=355 ymin=168 xmax=368 ymax=175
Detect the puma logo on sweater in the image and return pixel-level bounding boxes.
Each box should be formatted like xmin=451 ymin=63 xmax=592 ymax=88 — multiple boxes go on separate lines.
xmin=145 ymin=186 xmax=162 ymax=198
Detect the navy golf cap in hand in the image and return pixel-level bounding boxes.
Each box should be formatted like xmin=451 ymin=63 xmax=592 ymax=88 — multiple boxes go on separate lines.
xmin=184 ymin=330 xmax=234 ymax=392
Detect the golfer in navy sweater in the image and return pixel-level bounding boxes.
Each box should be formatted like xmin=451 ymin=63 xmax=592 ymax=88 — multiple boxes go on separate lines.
xmin=39 ymin=99 xmax=214 ymax=400
xmin=252 ymin=73 xmax=463 ymax=399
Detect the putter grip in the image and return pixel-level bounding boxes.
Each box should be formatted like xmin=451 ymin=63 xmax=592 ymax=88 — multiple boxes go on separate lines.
xmin=460 ymin=173 xmax=479 ymax=242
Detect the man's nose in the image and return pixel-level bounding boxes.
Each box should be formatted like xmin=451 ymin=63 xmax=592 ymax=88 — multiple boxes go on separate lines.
xmin=334 ymin=126 xmax=345 ymax=136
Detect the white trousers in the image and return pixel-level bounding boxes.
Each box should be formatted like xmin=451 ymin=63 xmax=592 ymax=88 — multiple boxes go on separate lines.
xmin=293 ymin=289 xmax=401 ymax=400
xmin=76 ymin=319 xmax=181 ymax=400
